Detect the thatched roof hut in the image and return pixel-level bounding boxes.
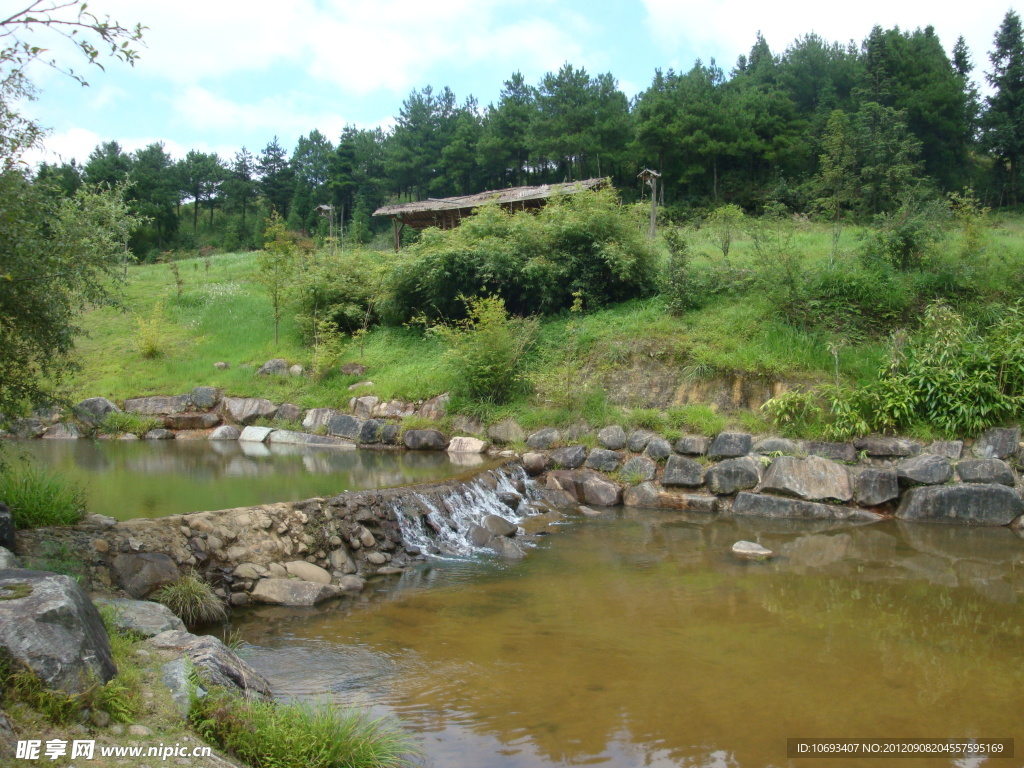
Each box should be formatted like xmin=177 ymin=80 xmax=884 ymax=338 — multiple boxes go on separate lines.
xmin=374 ymin=178 xmax=606 ymax=249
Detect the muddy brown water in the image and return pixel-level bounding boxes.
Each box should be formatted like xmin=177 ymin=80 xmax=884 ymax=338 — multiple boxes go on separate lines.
xmin=231 ymin=509 xmax=1024 ymax=768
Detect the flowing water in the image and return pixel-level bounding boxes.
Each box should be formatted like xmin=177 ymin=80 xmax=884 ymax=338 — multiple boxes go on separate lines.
xmin=232 ymin=507 xmax=1024 ymax=768
xmin=10 ymin=439 xmax=495 ymax=520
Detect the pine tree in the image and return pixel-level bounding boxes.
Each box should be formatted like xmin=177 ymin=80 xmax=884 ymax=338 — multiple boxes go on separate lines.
xmin=983 ymin=10 xmax=1024 ymax=205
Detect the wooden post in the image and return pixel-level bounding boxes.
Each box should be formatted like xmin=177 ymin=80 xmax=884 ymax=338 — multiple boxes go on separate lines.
xmin=649 ymin=175 xmax=657 ymax=239
xmin=393 ymin=219 xmax=400 ymax=252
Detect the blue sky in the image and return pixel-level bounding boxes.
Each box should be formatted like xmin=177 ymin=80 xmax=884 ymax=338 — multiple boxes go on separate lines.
xmin=17 ymin=0 xmax=1016 ymax=166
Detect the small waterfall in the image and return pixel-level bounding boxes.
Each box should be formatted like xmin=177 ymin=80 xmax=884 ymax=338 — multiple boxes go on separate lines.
xmin=391 ymin=463 xmax=542 ymax=557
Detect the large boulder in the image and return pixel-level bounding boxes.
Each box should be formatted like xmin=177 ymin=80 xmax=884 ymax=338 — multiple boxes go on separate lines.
xmin=10 ymin=418 xmax=45 ymax=437
xmin=644 ymin=437 xmax=673 ymax=461
xmin=622 ymin=482 xmax=718 ymax=513
xmin=0 ymin=569 xmax=117 ymax=693
xmin=94 ymin=598 xmax=185 ymax=637
xmin=674 ymin=436 xmax=711 ymax=456
xmin=149 ymin=630 xmax=272 ymax=700
xmin=732 ymin=492 xmax=883 ymax=522
xmin=896 ymin=454 xmax=953 ymax=487
xmin=972 ymin=427 xmax=1021 ymax=459
xmin=597 ymin=425 xmax=627 ymax=450
xmin=579 ymin=471 xmax=623 ymax=506
xmin=585 ymin=449 xmax=622 ymax=472
xmin=124 ymin=394 xmax=191 ymax=415
xmin=957 ymin=458 xmax=1014 ymax=486
xmin=853 ymin=468 xmax=900 ymax=507
xmin=853 ymin=436 xmax=919 ymax=457
xmin=708 ymin=432 xmax=752 ymax=459
xmin=551 ymin=445 xmax=588 ymax=469
xmin=190 ymin=386 xmax=221 ymax=409
xmin=74 ymin=397 xmax=121 ymax=426
xmin=0 ymin=547 xmax=19 ymax=569
xmin=144 ymin=428 xmax=175 ymax=440
xmin=705 ymin=457 xmax=761 ymax=495
xmin=522 ymin=452 xmax=551 ymax=476
xmin=622 ymin=456 xmax=657 ymax=482
xmin=256 ymin=358 xmax=289 ymax=376
xmin=111 ymin=553 xmax=180 ymax=598
xmin=327 ymin=413 xmax=364 ymax=440
xmin=760 ymin=455 xmax=852 ymax=502
xmin=208 ymin=425 xmax=241 ymax=441
xmin=418 ymin=393 xmax=449 ymax=420
xmin=482 ymin=515 xmax=518 ymax=537
xmin=896 ymin=484 xmax=1023 ymax=525
xmin=284 ymin=561 xmax=331 ymax=584
xmin=527 ymin=428 xmax=561 ymax=450
xmin=357 ymin=418 xmax=383 ymax=444
xmin=302 ymin=408 xmax=343 ymax=432
xmin=627 ymin=430 xmax=658 ymax=453
xmin=448 ymin=436 xmax=488 ymax=453
xmin=662 ymin=456 xmax=704 ymax=487
xmin=42 ymin=422 xmax=82 ymax=439
xmin=804 ymin=441 xmax=857 ymax=463
xmin=403 ymin=429 xmax=448 ymax=451
xmin=250 ymin=578 xmax=342 ymax=606
xmin=487 ymin=420 xmax=526 ymax=445
xmin=351 ymin=396 xmax=379 ymax=419
xmin=221 ymin=397 xmax=277 ymax=426
xmin=238 ymin=425 xmax=275 ymax=443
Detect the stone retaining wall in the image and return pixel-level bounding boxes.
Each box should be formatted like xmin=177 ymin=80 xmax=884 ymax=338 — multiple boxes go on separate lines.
xmin=13 ymin=464 xmax=530 ymax=608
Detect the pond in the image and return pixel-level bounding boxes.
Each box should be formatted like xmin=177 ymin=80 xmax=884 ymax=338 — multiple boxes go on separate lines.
xmin=232 ymin=509 xmax=1024 ymax=768
xmin=9 ymin=439 xmax=494 ymax=520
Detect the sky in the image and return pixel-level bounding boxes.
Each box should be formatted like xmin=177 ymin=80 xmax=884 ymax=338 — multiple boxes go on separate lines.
xmin=13 ymin=0 xmax=1018 ymax=167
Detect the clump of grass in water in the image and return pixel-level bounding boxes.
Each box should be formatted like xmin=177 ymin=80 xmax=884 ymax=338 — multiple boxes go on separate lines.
xmin=100 ymin=411 xmax=163 ymax=437
xmin=0 ymin=465 xmax=86 ymax=528
xmin=153 ymin=572 xmax=227 ymax=625
xmin=190 ymin=686 xmax=421 ymax=768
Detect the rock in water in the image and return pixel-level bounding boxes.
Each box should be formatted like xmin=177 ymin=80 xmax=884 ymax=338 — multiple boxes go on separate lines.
xmin=731 ymin=541 xmax=773 ymax=561
xmin=0 ymin=570 xmax=117 ymax=693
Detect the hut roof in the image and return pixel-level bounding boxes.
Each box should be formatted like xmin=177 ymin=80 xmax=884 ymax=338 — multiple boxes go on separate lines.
xmin=373 ymin=178 xmax=606 ymax=230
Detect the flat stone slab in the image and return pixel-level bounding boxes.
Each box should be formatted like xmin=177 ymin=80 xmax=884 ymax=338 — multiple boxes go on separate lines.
xmin=94 ymin=598 xmax=185 ymax=637
xmin=708 ymin=432 xmax=752 ymax=459
xmin=896 ymin=484 xmax=1023 ymax=525
xmin=149 ymin=630 xmax=272 ymax=699
xmin=957 ymin=458 xmax=1015 ymax=486
xmin=448 ymin=436 xmax=488 ymax=453
xmin=623 ymin=482 xmax=718 ymax=513
xmin=239 ymin=426 xmax=275 ymax=443
xmin=250 ymin=578 xmax=343 ymax=606
xmin=896 ymin=454 xmax=953 ymax=486
xmin=221 ymin=397 xmax=277 ymax=426
xmin=760 ymin=455 xmax=852 ymax=502
xmin=853 ymin=436 xmax=919 ymax=457
xmin=662 ymin=456 xmax=704 ymax=487
xmin=732 ymin=492 xmax=883 ymax=522
xmin=124 ymin=394 xmax=192 ymax=415
xmin=302 ymin=408 xmax=343 ymax=432
xmin=854 ymin=468 xmax=900 ymax=507
xmin=268 ymin=430 xmax=355 ymax=448
xmin=804 ymin=441 xmax=857 ymax=463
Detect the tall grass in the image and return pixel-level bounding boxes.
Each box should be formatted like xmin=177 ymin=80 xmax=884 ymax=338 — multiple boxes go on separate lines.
xmin=152 ymin=572 xmax=227 ymax=625
xmin=190 ymin=687 xmax=420 ymax=768
xmin=0 ymin=463 xmax=86 ymax=528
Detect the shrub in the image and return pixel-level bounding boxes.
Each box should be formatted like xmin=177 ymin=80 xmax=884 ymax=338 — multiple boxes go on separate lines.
xmin=429 ymin=295 xmax=538 ymax=405
xmin=290 ymin=248 xmax=387 ymax=342
xmin=0 ymin=465 xmax=86 ymax=528
xmin=136 ymin=300 xmax=168 ymax=358
xmin=153 ymin=572 xmax=227 ymax=625
xmin=190 ymin=686 xmax=419 ymax=768
xmin=385 ymin=187 xmax=659 ymax=322
xmin=704 ymin=203 xmax=745 ymax=259
xmin=773 ymin=301 xmax=1024 ymax=438
xmin=860 ymin=193 xmax=949 ymax=272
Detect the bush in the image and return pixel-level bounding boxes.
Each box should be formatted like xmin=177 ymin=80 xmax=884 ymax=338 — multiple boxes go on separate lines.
xmin=152 ymin=572 xmax=227 ymax=625
xmin=861 ymin=193 xmax=949 ymax=272
xmin=190 ymin=687 xmax=419 ymax=768
xmin=291 ymin=248 xmax=387 ymax=342
xmin=769 ymin=301 xmax=1024 ymax=438
xmin=385 ymin=187 xmax=659 ymax=322
xmin=0 ymin=464 xmax=86 ymax=528
xmin=429 ymin=295 xmax=538 ymax=405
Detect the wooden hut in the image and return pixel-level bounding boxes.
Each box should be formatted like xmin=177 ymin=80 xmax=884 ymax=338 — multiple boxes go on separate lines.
xmin=373 ymin=178 xmax=606 ymax=250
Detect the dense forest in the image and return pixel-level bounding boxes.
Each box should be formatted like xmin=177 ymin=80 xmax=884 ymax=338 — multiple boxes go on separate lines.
xmin=31 ymin=12 xmax=1024 ymax=257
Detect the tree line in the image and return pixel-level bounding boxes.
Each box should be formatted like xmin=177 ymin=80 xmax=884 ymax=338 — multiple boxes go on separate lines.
xmin=33 ymin=11 xmax=1024 ymax=257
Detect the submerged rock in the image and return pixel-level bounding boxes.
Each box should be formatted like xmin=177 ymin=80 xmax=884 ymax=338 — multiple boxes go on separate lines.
xmin=731 ymin=541 xmax=773 ymax=561
xmin=250 ymin=578 xmax=342 ymax=606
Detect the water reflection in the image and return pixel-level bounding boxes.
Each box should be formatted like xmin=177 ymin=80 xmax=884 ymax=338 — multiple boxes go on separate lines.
xmin=13 ymin=439 xmax=494 ymax=520
xmin=234 ymin=513 xmax=1024 ymax=768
